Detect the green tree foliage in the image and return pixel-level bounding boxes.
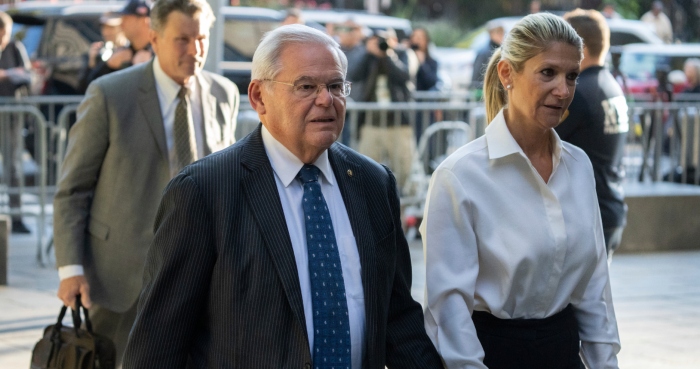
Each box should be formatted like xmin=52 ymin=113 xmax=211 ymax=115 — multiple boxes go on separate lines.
xmin=603 ymin=0 xmax=640 ymax=19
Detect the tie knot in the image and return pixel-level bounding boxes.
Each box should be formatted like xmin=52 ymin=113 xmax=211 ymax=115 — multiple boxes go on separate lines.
xmin=297 ymin=164 xmax=321 ymax=184
xmin=178 ymin=86 xmax=189 ymax=99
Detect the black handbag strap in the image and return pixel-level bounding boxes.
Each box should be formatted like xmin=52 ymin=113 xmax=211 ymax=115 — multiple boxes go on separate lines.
xmin=53 ymin=294 xmax=94 ymax=338
xmin=70 ymin=294 xmax=95 ymax=335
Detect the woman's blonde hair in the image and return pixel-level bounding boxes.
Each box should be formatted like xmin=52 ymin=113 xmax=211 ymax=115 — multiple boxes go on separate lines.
xmin=484 ymin=13 xmax=583 ymax=122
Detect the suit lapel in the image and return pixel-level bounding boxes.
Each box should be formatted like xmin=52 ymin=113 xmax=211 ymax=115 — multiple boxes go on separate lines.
xmin=138 ymin=61 xmax=168 ymax=162
xmin=240 ymin=127 xmax=308 ymax=345
xmin=328 ymin=145 xmax=380 ymax=359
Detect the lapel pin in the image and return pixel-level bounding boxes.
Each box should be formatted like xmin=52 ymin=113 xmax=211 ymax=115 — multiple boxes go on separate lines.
xmin=346 ymin=169 xmax=353 ymax=177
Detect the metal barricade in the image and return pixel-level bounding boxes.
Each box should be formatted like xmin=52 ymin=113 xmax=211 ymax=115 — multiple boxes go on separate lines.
xmin=346 ymin=101 xmax=484 ymax=142
xmin=627 ymin=101 xmax=700 ymax=185
xmin=0 ymin=96 xmax=84 ymax=187
xmin=55 ymin=104 xmax=80 ymax=178
xmin=0 ymin=96 xmax=82 ymax=265
xmin=345 ymin=101 xmax=484 ymax=190
xmin=1 ymin=93 xmax=699 ymax=264
xmin=0 ymin=105 xmax=50 ymax=264
xmin=402 ymin=121 xmax=473 ymax=240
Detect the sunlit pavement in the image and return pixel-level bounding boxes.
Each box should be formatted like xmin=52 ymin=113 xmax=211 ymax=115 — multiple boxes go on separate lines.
xmin=1 ymin=227 xmax=698 ymax=368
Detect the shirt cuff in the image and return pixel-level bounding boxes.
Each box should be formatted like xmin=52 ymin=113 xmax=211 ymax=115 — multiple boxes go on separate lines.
xmin=581 ymin=341 xmax=620 ymax=369
xmin=58 ymin=265 xmax=84 ymax=280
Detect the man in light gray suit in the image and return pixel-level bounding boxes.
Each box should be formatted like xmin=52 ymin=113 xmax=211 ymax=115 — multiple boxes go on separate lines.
xmin=123 ymin=24 xmax=442 ymax=369
xmin=53 ymin=0 xmax=238 ymax=365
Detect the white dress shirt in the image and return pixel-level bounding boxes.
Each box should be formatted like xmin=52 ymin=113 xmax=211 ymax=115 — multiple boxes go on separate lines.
xmin=421 ymin=109 xmax=620 ymax=369
xmin=261 ymin=126 xmax=366 ymax=369
xmin=58 ymin=58 xmax=206 ymax=280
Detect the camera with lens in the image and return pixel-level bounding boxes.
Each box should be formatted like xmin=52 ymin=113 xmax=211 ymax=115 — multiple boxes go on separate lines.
xmin=377 ymin=37 xmax=390 ymax=51
xmin=373 ymin=30 xmax=393 ymax=52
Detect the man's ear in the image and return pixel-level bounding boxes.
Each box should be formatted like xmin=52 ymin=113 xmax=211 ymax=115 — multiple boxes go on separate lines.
xmin=248 ymin=79 xmax=266 ymax=116
xmin=149 ymin=29 xmax=159 ymax=55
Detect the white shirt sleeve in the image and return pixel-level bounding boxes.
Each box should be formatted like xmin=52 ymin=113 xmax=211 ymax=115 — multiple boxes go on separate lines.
xmin=58 ymin=265 xmax=84 ymax=280
xmin=577 ymin=191 xmax=621 ymax=368
xmin=421 ymin=167 xmax=487 ymax=369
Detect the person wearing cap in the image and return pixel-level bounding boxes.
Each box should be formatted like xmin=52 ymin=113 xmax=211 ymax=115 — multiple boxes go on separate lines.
xmin=81 ymin=0 xmax=154 ymax=89
xmin=53 ymin=0 xmax=239 ymax=365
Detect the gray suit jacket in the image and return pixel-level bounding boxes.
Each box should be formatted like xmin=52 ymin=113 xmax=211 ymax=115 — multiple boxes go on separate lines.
xmin=53 ymin=60 xmax=239 ymax=312
xmin=122 ymin=127 xmax=443 ymax=368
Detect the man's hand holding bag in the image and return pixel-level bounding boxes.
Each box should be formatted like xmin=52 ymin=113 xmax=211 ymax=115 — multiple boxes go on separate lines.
xmin=31 ymin=295 xmax=115 ymax=369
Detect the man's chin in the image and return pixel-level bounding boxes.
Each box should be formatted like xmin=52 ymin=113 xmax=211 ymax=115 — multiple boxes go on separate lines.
xmin=309 ymin=132 xmax=340 ymax=148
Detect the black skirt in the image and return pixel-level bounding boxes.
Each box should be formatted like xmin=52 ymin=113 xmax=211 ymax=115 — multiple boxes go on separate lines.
xmin=472 ymin=304 xmax=585 ymax=369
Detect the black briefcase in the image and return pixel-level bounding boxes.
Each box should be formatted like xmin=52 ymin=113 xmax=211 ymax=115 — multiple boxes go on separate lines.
xmin=30 ymin=297 xmax=116 ymax=369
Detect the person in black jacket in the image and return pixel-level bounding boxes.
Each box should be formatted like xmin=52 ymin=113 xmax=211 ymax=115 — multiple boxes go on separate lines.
xmin=0 ymin=11 xmax=32 ymax=233
xmin=409 ymin=28 xmax=438 ymax=92
xmin=557 ymin=9 xmax=629 ymax=259
xmin=349 ymin=27 xmax=419 ymax=187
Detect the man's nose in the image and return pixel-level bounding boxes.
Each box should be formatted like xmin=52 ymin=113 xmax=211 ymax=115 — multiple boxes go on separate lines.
xmin=188 ymin=39 xmax=202 ymax=56
xmin=315 ymin=85 xmax=334 ymax=106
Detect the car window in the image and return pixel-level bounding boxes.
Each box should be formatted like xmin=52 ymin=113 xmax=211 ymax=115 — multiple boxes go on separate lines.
xmin=621 ymin=53 xmax=669 ymax=81
xmin=11 ymin=24 xmax=43 ymax=57
xmin=620 ymin=53 xmax=650 ymax=81
xmin=223 ymin=18 xmax=280 ymax=62
xmin=41 ymin=17 xmax=100 ymax=70
xmin=621 ymin=50 xmax=700 ymax=80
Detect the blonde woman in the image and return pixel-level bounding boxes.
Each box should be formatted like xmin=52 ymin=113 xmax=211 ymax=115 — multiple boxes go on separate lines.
xmin=422 ymin=13 xmax=620 ymax=369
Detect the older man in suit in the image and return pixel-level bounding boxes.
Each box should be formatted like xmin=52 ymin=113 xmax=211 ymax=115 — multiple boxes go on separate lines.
xmin=123 ymin=24 xmax=442 ymax=369
xmin=53 ymin=0 xmax=238 ymax=365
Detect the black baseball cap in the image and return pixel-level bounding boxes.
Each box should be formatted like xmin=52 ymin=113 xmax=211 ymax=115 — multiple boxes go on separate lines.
xmin=116 ymin=0 xmax=151 ymax=17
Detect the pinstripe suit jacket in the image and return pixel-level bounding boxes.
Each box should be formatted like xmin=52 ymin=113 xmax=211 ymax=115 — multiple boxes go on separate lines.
xmin=123 ymin=126 xmax=443 ymax=369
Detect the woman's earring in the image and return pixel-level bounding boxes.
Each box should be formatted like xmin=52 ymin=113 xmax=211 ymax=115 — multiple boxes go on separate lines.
xmin=506 ymin=84 xmax=511 ymax=90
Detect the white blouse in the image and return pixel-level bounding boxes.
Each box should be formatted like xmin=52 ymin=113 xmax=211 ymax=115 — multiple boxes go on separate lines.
xmin=421 ymin=109 xmax=620 ymax=369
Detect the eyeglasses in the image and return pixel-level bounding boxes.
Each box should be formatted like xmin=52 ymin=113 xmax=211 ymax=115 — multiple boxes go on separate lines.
xmin=264 ymin=80 xmax=352 ymax=99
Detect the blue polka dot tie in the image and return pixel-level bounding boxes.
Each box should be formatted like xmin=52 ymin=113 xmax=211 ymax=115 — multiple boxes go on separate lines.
xmin=297 ymin=164 xmax=352 ymax=369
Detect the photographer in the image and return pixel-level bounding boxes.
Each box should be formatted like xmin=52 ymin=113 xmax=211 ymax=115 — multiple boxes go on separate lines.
xmin=350 ymin=27 xmax=418 ymax=188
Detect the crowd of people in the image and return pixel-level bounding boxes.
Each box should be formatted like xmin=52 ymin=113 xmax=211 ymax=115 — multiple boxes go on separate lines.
xmin=36 ymin=0 xmax=631 ymax=366
xmin=2 ymin=0 xmax=698 ymax=368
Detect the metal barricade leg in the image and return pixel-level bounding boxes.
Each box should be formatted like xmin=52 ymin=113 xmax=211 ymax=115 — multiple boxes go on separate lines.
xmin=0 ymin=106 xmax=50 ymax=265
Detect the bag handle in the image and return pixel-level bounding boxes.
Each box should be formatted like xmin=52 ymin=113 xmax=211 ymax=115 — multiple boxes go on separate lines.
xmin=51 ymin=304 xmax=79 ymax=339
xmin=70 ymin=294 xmax=95 ymax=335
xmin=52 ymin=294 xmax=93 ymax=339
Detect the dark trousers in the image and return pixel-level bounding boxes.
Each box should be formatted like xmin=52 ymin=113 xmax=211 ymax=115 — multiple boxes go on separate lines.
xmin=88 ymin=301 xmax=139 ymax=369
xmin=473 ymin=305 xmax=584 ymax=369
